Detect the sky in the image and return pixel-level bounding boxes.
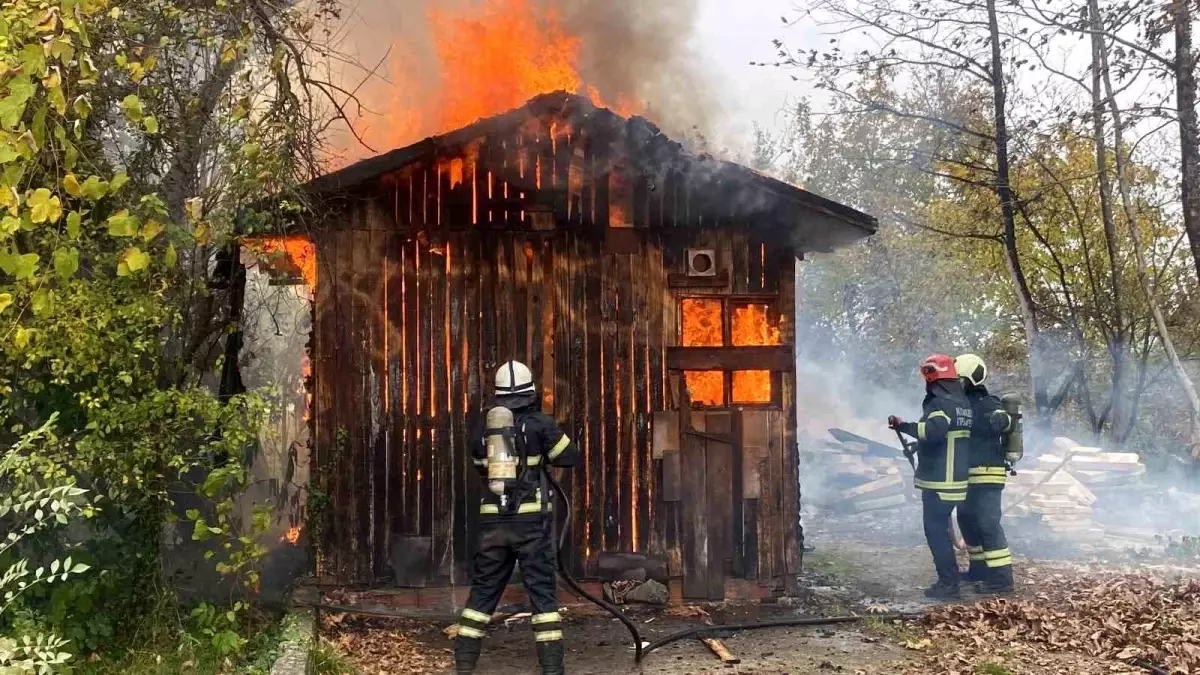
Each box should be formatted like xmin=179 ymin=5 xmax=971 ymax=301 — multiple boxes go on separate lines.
xmin=691 ymin=0 xmax=817 ymax=152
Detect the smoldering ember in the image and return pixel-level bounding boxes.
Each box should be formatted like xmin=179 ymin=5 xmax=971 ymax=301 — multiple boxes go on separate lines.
xmin=4 ymin=1 xmax=1200 ymax=675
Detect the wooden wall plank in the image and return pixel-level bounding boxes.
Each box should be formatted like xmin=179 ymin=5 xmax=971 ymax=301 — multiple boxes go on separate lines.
xmin=448 ymin=232 xmax=468 ymax=584
xmin=705 ymin=438 xmax=732 ymax=600
xmin=363 ymin=227 xmax=388 ymax=581
xmin=680 ymin=431 xmax=707 ymax=599
xmin=742 ymin=499 xmax=759 ymax=580
xmin=615 ymin=252 xmax=633 ymax=550
xmin=313 ymin=228 xmax=338 ymax=579
xmin=583 ymin=234 xmax=603 ymax=571
xmin=748 ymin=232 xmax=763 ymax=293
xmin=515 ymin=239 xmax=531 ymax=365
xmin=530 ymin=239 xmax=546 ymax=407
xmin=402 ymin=239 xmax=419 ymax=538
xmin=779 ymin=253 xmax=801 ymax=588
xmin=566 ymin=233 xmax=587 ymax=578
xmin=417 ymin=241 xmax=433 ymax=542
xmin=431 ymin=234 xmax=452 ymax=579
xmin=463 ymin=233 xmax=483 ymax=573
xmin=731 ymin=410 xmax=744 ymax=578
xmin=601 ymin=251 xmax=619 ymax=552
xmin=652 ymin=412 xmax=679 ymax=459
xmin=350 ymin=226 xmax=371 ymax=582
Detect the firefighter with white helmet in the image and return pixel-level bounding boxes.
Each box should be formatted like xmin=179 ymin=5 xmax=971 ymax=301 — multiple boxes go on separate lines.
xmin=453 ymin=361 xmax=578 ymax=675
xmin=954 ymin=353 xmax=1018 ymax=594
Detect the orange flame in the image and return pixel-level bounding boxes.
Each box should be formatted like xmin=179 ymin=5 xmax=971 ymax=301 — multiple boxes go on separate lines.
xmin=245 ymin=236 xmax=317 ymax=289
xmin=282 ymin=526 xmax=301 ymax=545
xmin=681 ymin=298 xmax=724 ymax=406
xmin=360 ymin=0 xmax=638 ymax=156
xmin=732 ymin=304 xmax=780 ymax=404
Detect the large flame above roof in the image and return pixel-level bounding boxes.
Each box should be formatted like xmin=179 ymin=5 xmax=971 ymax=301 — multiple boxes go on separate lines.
xmin=357 ymin=0 xmax=637 ymax=158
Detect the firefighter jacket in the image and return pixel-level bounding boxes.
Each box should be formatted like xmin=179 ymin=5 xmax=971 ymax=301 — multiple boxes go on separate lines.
xmin=898 ymin=380 xmax=973 ymax=502
xmin=964 ymin=384 xmax=1013 ymax=488
xmin=472 ymin=403 xmax=578 ymax=520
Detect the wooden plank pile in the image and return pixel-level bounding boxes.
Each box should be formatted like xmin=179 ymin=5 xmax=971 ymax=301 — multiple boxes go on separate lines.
xmin=1005 ymin=437 xmax=1147 ymax=540
xmin=802 ymin=435 xmax=915 ymax=513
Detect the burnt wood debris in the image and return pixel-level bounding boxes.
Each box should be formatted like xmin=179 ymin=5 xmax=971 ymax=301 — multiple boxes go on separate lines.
xmin=293 ymin=91 xmax=876 ymax=600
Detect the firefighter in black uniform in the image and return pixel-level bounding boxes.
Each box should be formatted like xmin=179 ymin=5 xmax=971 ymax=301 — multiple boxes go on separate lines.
xmin=953 ymin=353 xmax=1015 ymax=594
xmin=453 ymin=361 xmax=579 ymax=675
xmin=888 ymin=353 xmax=973 ymax=598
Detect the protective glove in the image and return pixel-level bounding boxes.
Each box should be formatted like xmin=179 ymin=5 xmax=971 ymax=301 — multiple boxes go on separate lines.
xmin=887 ymin=415 xmax=904 ymax=430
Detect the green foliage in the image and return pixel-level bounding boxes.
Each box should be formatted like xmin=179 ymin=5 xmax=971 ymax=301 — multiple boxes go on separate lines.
xmin=1 ymin=417 xmax=95 ymax=674
xmin=0 ymin=0 xmax=337 ymax=667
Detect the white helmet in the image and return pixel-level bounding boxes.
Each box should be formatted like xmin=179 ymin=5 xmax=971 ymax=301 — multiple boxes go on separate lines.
xmin=495 ymin=361 xmax=535 ymax=397
xmin=954 ymin=353 xmax=987 ymax=387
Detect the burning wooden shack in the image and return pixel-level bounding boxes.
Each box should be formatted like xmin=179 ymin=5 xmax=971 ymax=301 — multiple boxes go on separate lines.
xmin=301 ymin=91 xmax=876 ymax=600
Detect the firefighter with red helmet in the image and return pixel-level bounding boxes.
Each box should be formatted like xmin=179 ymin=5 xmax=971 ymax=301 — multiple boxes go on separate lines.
xmin=953 ymin=353 xmax=1016 ymax=594
xmin=888 ymin=354 xmax=973 ymax=598
xmin=453 ymin=361 xmax=579 ymax=675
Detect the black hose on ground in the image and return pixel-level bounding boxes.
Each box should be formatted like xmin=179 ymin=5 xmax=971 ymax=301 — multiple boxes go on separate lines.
xmin=545 ymin=471 xmax=645 ymax=662
xmin=638 ymin=613 xmax=923 ymax=662
xmin=544 ymin=472 xmax=929 ymax=665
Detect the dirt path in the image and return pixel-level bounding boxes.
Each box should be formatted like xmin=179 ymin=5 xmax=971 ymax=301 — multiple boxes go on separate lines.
xmin=318 ymin=525 xmax=1200 ymax=674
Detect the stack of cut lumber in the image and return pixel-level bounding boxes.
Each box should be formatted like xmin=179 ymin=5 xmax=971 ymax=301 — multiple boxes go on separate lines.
xmin=1004 ymin=436 xmax=1147 ymax=540
xmin=803 ymin=436 xmax=914 ymax=513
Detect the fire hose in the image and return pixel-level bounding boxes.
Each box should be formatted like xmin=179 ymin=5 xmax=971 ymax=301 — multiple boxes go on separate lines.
xmin=543 ymin=471 xmax=923 ymax=664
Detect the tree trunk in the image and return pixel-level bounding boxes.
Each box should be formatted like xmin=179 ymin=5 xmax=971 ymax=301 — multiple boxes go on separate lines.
xmin=1172 ymin=0 xmax=1200 ymax=285
xmin=986 ymin=0 xmax=1045 ymax=423
xmin=1099 ymin=28 xmax=1200 ymax=460
xmin=1088 ymin=0 xmax=1129 ymax=443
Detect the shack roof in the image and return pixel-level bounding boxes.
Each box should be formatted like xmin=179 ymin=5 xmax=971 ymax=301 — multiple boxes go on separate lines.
xmin=305 ymin=91 xmax=877 ymax=252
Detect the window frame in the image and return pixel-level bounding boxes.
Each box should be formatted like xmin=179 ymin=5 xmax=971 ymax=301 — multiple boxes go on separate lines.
xmin=677 ymin=294 xmax=784 ymax=410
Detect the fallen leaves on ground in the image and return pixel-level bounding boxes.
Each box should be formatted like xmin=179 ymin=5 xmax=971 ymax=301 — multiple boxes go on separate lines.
xmin=913 ymin=569 xmax=1200 ymax=674
xmin=320 ymin=613 xmax=452 ymax=674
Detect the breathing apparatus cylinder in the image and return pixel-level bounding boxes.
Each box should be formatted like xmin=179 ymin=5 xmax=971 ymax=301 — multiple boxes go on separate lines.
xmin=485 ymin=406 xmax=519 ymax=506
xmin=999 ymin=393 xmax=1023 ymax=464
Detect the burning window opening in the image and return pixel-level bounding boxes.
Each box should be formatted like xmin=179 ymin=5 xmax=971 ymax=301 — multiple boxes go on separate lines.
xmin=685 ymin=371 xmax=724 ymax=407
xmin=681 ymin=298 xmax=726 ymax=406
xmin=244 ymin=236 xmax=317 ymax=289
xmin=732 ymin=304 xmax=780 ymax=403
xmin=680 ymin=298 xmax=723 ymax=347
xmin=732 ymin=371 xmax=772 ymax=404
xmin=731 ymin=303 xmax=781 ymax=347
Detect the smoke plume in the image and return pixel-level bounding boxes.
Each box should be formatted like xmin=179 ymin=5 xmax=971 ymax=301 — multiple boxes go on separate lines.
xmin=331 ymin=0 xmax=716 ymax=158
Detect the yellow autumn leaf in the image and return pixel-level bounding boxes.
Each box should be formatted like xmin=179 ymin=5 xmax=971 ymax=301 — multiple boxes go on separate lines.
xmin=28 ymin=188 xmax=62 ymax=224
xmin=63 ymin=173 xmax=81 ymax=197
xmin=0 ymin=292 xmax=11 ymax=314
xmin=140 ymin=219 xmax=164 ymax=242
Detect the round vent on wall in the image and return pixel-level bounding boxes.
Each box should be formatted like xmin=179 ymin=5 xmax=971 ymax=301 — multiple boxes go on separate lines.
xmin=687 ymin=249 xmax=717 ymax=277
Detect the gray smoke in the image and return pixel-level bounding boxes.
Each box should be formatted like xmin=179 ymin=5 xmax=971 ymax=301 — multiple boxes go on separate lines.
xmin=331 ymin=0 xmax=717 ymax=150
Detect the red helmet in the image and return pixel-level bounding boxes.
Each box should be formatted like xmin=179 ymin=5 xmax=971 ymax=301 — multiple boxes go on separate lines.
xmin=920 ymin=354 xmax=957 ymax=383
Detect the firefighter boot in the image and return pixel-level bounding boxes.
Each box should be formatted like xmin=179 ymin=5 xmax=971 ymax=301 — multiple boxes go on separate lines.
xmin=923 ymin=579 xmax=961 ymax=600
xmin=453 ymin=636 xmax=482 ymax=674
xmin=982 ymin=564 xmax=1014 ymax=595
xmin=537 ymin=640 xmax=566 ymax=675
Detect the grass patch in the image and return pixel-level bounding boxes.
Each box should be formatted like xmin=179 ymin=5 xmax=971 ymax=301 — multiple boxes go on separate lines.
xmin=861 ymin=616 xmax=921 ymax=643
xmin=976 ymin=661 xmax=1013 ymax=675
xmin=803 ymin=550 xmax=860 ymax=583
xmin=72 ymin=593 xmax=287 ymax=675
xmin=312 ymin=639 xmax=357 ymax=675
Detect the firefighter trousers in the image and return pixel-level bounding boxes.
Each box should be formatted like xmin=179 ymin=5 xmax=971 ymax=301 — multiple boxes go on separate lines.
xmin=454 ymin=517 xmax=563 ymax=650
xmin=957 ymin=485 xmax=1012 ymax=589
xmin=921 ymin=489 xmax=960 ymax=586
